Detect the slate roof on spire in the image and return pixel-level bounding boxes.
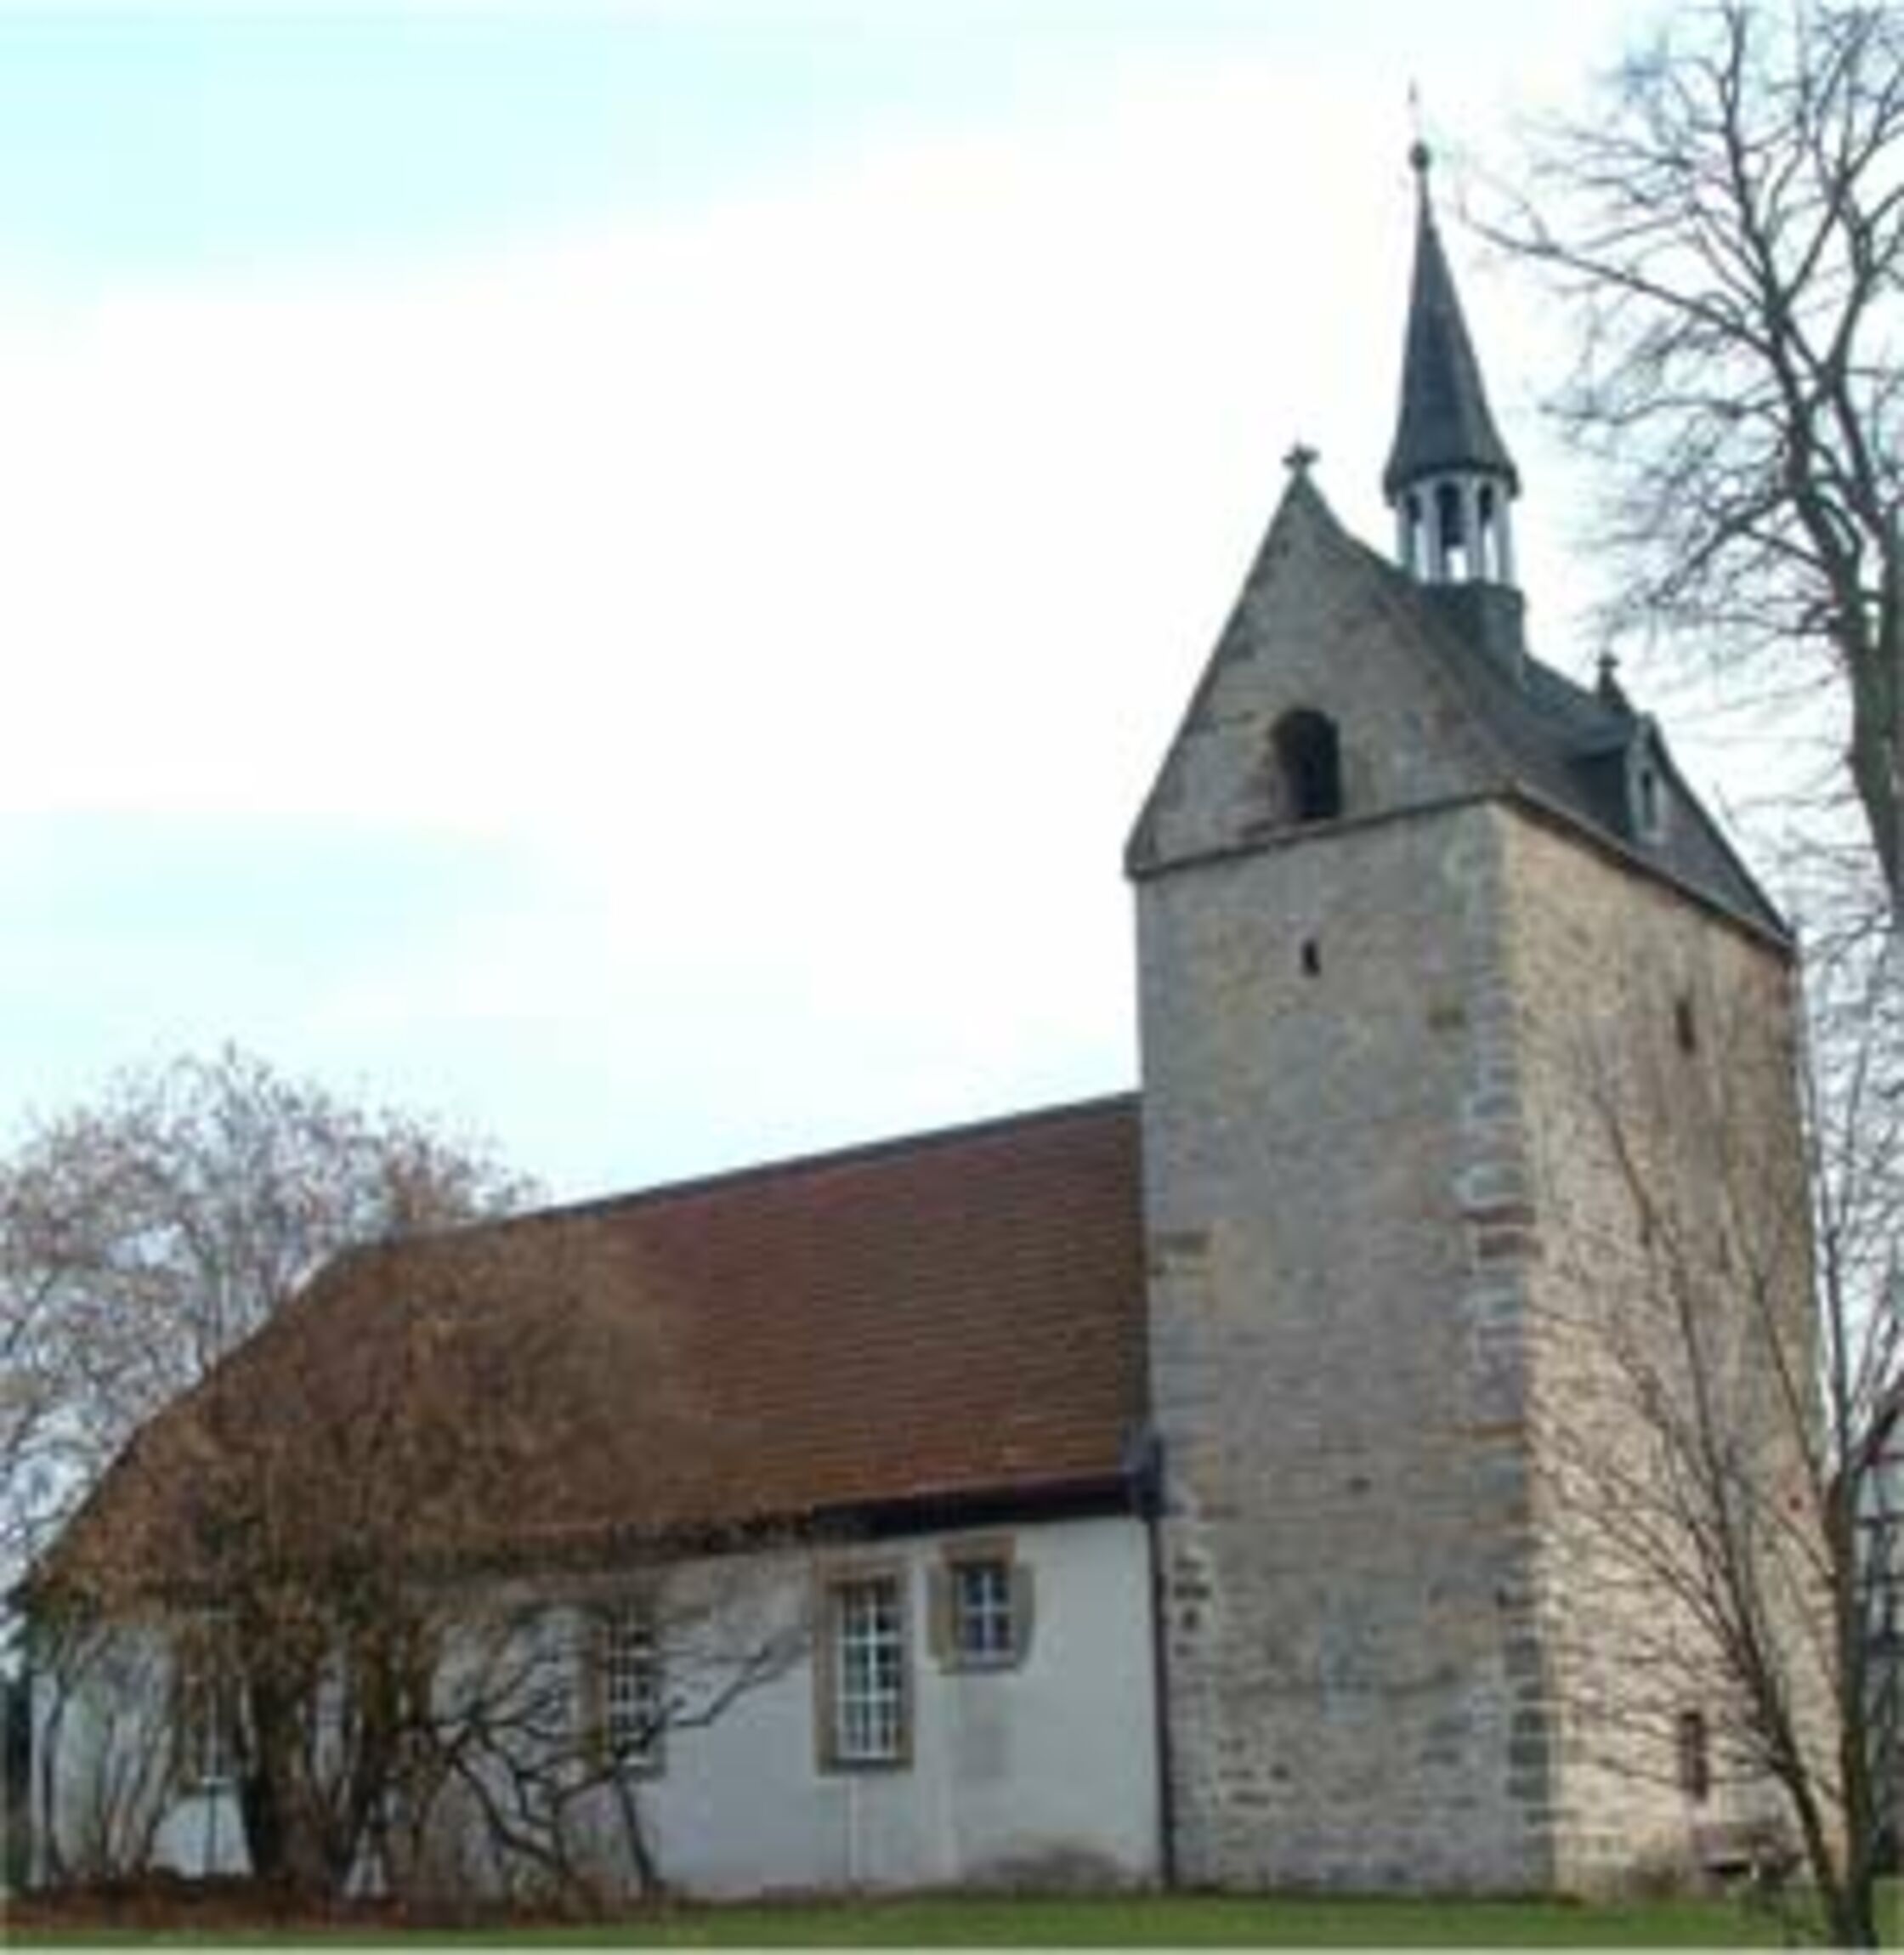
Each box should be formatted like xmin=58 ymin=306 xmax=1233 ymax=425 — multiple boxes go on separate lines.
xmin=1382 ymin=144 xmax=1520 ymax=500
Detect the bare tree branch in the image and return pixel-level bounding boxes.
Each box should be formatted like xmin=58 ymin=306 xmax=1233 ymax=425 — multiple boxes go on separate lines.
xmin=1481 ymin=1 xmax=1904 ymax=915
xmin=1533 ymin=938 xmax=1900 ymax=1946
xmin=0 ymin=1046 xmax=533 ymax=1582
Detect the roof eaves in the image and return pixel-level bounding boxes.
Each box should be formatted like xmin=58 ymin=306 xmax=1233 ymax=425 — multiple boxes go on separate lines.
xmin=1642 ymin=733 xmax=1793 ymax=943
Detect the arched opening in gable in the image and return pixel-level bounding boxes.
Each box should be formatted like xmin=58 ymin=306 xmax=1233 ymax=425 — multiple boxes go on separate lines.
xmin=1273 ymin=710 xmax=1343 ymax=824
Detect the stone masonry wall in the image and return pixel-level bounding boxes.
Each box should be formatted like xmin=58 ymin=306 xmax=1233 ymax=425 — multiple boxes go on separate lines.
xmin=1130 ymin=484 xmax=1502 ymax=879
xmin=1499 ymin=813 xmax=1817 ymax=1893
xmin=1138 ymin=799 xmax=1553 ymax=1892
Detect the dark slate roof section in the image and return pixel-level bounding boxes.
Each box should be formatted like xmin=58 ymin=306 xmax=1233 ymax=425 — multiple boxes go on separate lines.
xmin=1352 ymin=528 xmax=1788 ymax=939
xmin=1382 ymin=151 xmax=1520 ymax=500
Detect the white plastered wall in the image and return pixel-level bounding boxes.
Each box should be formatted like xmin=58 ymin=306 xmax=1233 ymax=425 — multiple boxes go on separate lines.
xmin=30 ymin=1510 xmax=1162 ymax=1898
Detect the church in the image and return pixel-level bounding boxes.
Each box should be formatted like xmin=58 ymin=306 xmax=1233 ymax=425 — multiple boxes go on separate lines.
xmin=31 ymin=146 xmax=1806 ymax=1901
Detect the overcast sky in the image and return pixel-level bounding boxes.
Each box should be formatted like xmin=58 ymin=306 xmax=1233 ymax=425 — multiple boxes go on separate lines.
xmin=4 ymin=0 xmax=1790 ymax=1202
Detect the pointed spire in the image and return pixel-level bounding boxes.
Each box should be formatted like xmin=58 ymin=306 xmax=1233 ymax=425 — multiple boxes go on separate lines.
xmin=1383 ymin=142 xmax=1519 ymax=500
xmin=1384 ymin=139 xmax=1522 ymax=601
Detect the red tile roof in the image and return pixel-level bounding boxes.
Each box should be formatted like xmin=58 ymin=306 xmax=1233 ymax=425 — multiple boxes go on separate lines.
xmin=513 ymin=1091 xmax=1148 ymax=1533
xmin=60 ymin=1095 xmax=1148 ymax=1587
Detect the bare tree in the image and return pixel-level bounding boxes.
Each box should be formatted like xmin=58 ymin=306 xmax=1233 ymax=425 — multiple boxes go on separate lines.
xmin=388 ymin=1562 xmax=806 ymax=1912
xmin=1532 ymin=939 xmax=1899 ymax=1946
xmin=0 ymin=1046 xmax=533 ymax=1581
xmin=1 ymin=1269 xmax=69 ymax=1600
xmin=27 ymin=1620 xmax=178 ymax=1888
xmin=27 ymin=1198 xmax=805 ymax=1910
xmin=1482 ymin=0 xmax=1903 ymax=919
xmin=1474 ymin=23 xmax=1903 ymax=1931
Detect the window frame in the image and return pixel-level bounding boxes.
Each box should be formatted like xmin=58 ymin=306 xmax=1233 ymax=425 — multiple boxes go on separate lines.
xmin=173 ymin=1617 xmax=240 ymax=1790
xmin=599 ymin=1601 xmax=666 ymax=1776
xmin=813 ymin=1564 xmax=912 ymax=1773
xmin=1628 ymin=728 xmax=1671 ymax=845
xmin=929 ymin=1536 xmax=1035 ymax=1674
xmin=950 ymin=1557 xmax=1016 ymax=1667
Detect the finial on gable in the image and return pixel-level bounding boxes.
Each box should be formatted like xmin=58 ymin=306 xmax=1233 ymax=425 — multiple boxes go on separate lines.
xmin=1596 ymin=649 xmax=1633 ymax=712
xmin=1284 ymin=441 xmax=1319 ymax=478
xmin=1408 ymin=82 xmax=1431 ymax=182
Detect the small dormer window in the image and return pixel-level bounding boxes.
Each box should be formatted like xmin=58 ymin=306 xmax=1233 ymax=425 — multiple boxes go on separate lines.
xmin=1273 ymin=710 xmax=1343 ymax=824
xmin=1629 ymin=728 xmax=1669 ymax=845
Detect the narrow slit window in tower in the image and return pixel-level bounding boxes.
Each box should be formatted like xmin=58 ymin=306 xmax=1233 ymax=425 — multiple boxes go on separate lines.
xmin=1674 ymin=994 xmax=1699 ymax=1056
xmin=1273 ymin=711 xmax=1343 ymax=824
xmin=1676 ymin=1708 xmax=1711 ymax=1803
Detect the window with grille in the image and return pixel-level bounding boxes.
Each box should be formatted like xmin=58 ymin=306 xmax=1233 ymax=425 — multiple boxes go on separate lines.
xmin=833 ymin=1576 xmax=905 ymax=1765
xmin=173 ymin=1621 xmax=238 ymax=1788
xmin=952 ymin=1558 xmax=1015 ymax=1664
xmin=603 ymin=1606 xmax=662 ymax=1768
xmin=928 ymin=1541 xmax=1035 ymax=1674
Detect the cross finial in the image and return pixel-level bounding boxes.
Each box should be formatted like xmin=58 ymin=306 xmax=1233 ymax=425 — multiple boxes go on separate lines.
xmin=1596 ymin=649 xmax=1629 ymax=708
xmin=1284 ymin=441 xmax=1318 ymax=477
xmin=1408 ymin=83 xmax=1431 ymax=179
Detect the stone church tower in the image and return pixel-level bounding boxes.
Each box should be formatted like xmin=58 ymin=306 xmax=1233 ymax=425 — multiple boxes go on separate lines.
xmin=1130 ymin=146 xmax=1801 ymax=1892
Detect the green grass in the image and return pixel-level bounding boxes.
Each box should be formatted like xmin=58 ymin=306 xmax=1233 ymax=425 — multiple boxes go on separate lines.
xmin=447 ymin=1889 xmax=1892 ymax=1947
xmin=11 ymin=1882 xmax=1904 ymax=1949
